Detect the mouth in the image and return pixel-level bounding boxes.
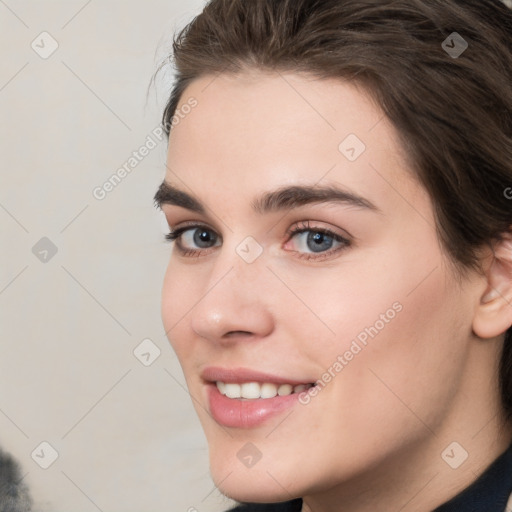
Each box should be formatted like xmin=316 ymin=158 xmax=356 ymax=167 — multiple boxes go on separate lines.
xmin=215 ymin=381 xmax=315 ymax=399
xmin=201 ymin=367 xmax=318 ymax=428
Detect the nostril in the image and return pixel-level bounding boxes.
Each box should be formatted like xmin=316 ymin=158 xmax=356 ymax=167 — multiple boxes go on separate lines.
xmin=223 ymin=330 xmax=254 ymax=338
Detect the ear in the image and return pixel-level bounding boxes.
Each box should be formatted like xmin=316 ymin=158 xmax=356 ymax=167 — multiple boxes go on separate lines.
xmin=473 ymin=232 xmax=512 ymax=339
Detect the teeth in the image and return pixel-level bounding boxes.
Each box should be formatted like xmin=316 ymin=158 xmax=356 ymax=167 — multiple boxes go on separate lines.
xmin=224 ymin=383 xmax=241 ymax=399
xmin=260 ymin=383 xmax=278 ymax=399
xmin=277 ymin=384 xmax=293 ymax=396
xmin=217 ymin=381 xmax=226 ymax=395
xmin=216 ymin=381 xmax=313 ymax=399
xmin=241 ymin=382 xmax=261 ymax=399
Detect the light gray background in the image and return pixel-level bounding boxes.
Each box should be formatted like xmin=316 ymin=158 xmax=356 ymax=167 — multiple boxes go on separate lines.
xmin=0 ymin=1 xmax=236 ymax=511
xmin=3 ymin=1 xmax=512 ymax=511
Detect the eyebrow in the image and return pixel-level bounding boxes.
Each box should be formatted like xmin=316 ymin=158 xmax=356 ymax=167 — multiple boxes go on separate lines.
xmin=154 ymin=181 xmax=205 ymax=213
xmin=153 ymin=180 xmax=380 ymax=214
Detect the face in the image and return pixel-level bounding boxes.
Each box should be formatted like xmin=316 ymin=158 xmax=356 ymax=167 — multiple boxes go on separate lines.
xmin=158 ymin=71 xmax=484 ymax=502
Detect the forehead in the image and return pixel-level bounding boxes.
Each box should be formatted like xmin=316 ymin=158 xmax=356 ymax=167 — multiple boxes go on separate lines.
xmin=169 ymin=71 xmax=386 ymax=155
xmin=165 ymin=71 xmax=421 ymax=212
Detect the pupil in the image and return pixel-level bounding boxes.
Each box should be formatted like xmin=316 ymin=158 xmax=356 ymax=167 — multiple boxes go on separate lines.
xmin=194 ymin=229 xmax=215 ymax=248
xmin=307 ymin=232 xmax=333 ymax=252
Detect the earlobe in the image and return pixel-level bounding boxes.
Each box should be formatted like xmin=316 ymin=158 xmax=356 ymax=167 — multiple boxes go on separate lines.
xmin=472 ymin=232 xmax=512 ymax=339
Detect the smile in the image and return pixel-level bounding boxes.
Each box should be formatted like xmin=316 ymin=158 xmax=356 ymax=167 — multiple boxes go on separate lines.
xmin=216 ymin=381 xmax=314 ymax=399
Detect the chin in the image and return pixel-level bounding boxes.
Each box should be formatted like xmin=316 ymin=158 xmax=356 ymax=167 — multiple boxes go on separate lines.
xmin=208 ymin=441 xmax=306 ymax=504
xmin=213 ymin=470 xmax=299 ymax=504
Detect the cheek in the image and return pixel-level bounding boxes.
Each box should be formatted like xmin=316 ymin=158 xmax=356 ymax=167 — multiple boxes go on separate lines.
xmin=283 ymin=240 xmax=468 ymax=421
xmin=319 ymin=260 xmax=468 ymax=435
xmin=366 ymin=268 xmax=470 ymax=415
xmin=161 ymin=262 xmax=197 ymax=356
xmin=161 ymin=264 xmax=178 ymax=334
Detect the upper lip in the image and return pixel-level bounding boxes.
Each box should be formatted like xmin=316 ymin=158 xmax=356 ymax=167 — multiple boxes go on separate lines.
xmin=201 ymin=366 xmax=314 ymax=386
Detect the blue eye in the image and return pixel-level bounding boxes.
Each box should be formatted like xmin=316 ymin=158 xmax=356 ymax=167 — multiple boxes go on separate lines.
xmin=165 ymin=226 xmax=220 ymax=253
xmin=294 ymin=231 xmax=337 ymax=253
xmin=164 ymin=222 xmax=351 ymax=260
xmin=184 ymin=228 xmax=218 ymax=249
xmin=285 ymin=223 xmax=351 ymax=259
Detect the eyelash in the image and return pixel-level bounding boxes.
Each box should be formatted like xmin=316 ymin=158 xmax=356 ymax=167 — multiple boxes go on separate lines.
xmin=164 ymin=225 xmax=219 ymax=258
xmin=164 ymin=221 xmax=351 ymax=261
xmin=289 ymin=221 xmax=351 ymax=260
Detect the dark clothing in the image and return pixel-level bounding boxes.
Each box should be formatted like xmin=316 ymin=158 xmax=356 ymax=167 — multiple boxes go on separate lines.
xmin=434 ymin=443 xmax=512 ymax=512
xmin=228 ymin=443 xmax=512 ymax=511
xmin=228 ymin=500 xmax=301 ymax=512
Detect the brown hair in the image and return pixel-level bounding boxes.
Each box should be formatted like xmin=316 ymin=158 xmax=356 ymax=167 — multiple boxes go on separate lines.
xmin=161 ymin=0 xmax=512 ymax=417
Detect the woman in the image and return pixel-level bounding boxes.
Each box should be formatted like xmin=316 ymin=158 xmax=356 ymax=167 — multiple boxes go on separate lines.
xmin=154 ymin=0 xmax=512 ymax=510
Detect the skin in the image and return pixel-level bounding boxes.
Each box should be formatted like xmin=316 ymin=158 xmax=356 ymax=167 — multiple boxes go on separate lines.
xmin=158 ymin=70 xmax=512 ymax=512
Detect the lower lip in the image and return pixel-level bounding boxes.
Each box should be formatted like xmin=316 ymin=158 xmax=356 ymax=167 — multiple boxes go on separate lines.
xmin=207 ymin=383 xmax=304 ymax=428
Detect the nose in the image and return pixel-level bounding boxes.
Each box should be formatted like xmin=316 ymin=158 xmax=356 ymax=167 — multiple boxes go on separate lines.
xmin=190 ymin=256 xmax=275 ymax=344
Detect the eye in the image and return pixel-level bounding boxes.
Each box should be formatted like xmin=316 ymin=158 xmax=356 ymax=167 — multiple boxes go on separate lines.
xmin=284 ymin=222 xmax=351 ymax=259
xmin=165 ymin=225 xmax=221 ymax=255
xmin=295 ymin=231 xmax=339 ymax=253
